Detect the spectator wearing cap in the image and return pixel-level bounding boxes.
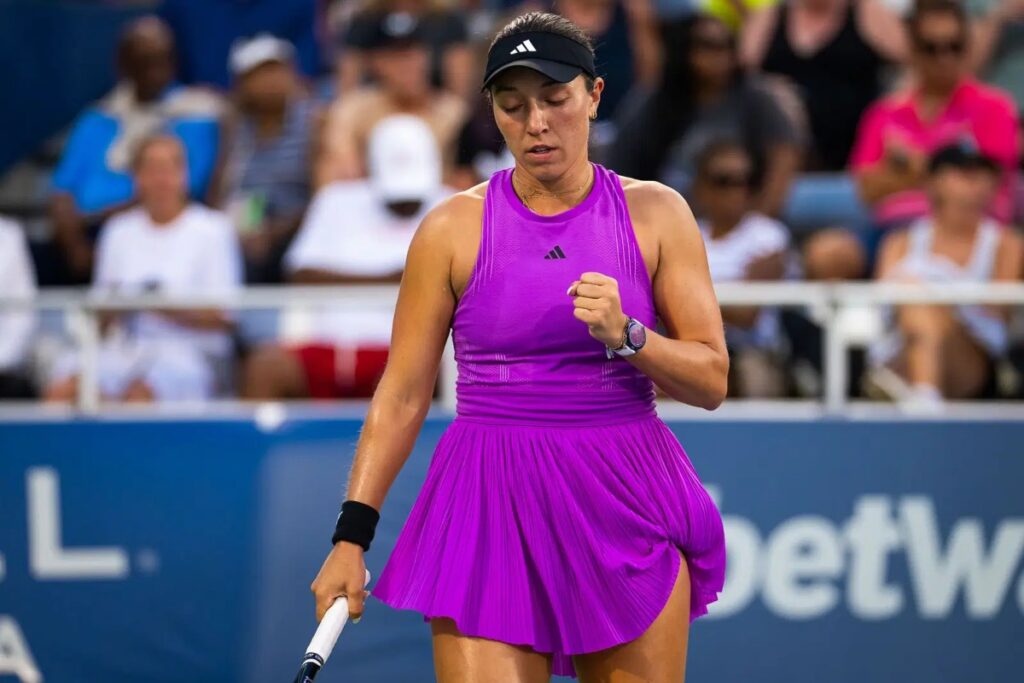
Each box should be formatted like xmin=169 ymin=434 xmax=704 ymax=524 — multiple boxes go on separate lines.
xmin=49 ymin=15 xmax=225 ymax=285
xmin=693 ymin=139 xmax=794 ymax=398
xmin=336 ymin=1 xmax=474 ymax=100
xmin=213 ymin=34 xmax=320 ymax=284
xmin=865 ymin=141 xmax=1023 ymax=409
xmin=45 ymin=135 xmax=242 ymax=404
xmin=0 ymin=217 xmax=37 ymax=400
xmin=803 ymin=0 xmax=1020 ymax=281
xmin=317 ymin=10 xmax=467 ymax=187
xmin=243 ymin=114 xmax=454 ymax=401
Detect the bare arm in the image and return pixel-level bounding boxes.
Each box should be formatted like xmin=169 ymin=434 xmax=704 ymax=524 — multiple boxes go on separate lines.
xmin=310 ymin=198 xmax=461 ymax=622
xmin=336 ymin=50 xmax=367 ymax=97
xmin=155 ymin=309 xmax=234 ymax=330
xmin=628 ymin=183 xmax=729 ymax=408
xmin=969 ymin=0 xmax=1021 ymax=73
xmin=739 ymin=5 xmax=779 ymax=69
xmin=442 ymin=43 xmax=476 ymax=101
xmin=289 ymin=268 xmax=403 ymax=284
xmin=755 ymin=143 xmax=802 ymax=217
xmin=855 ymin=148 xmax=928 ymax=206
xmin=873 ymin=227 xmax=909 ymax=280
xmin=858 ymin=0 xmax=909 ymax=62
xmin=722 ymin=250 xmax=787 ymax=328
xmin=204 ymin=112 xmax=236 ymax=208
xmin=986 ymin=228 xmax=1024 ymax=318
xmin=341 ymin=209 xmax=455 ymax=510
xmin=315 ymin=99 xmax=364 ymax=188
xmin=624 ymin=0 xmax=662 ymax=86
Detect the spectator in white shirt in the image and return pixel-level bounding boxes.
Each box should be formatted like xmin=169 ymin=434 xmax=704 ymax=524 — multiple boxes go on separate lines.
xmin=694 ymin=139 xmax=793 ymax=397
xmin=45 ymin=134 xmax=242 ymax=403
xmin=0 ymin=217 xmax=37 ymax=399
xmin=242 ymin=114 xmax=452 ymax=400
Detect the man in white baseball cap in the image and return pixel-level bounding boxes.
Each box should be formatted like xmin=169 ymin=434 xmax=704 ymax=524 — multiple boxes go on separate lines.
xmin=228 ymin=33 xmax=295 ymax=79
xmin=367 ymin=114 xmax=443 ymax=208
xmin=242 ymin=114 xmax=452 ymax=401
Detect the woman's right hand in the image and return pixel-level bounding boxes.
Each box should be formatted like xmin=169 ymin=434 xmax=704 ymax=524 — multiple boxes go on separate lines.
xmin=311 ymin=541 xmax=370 ymax=623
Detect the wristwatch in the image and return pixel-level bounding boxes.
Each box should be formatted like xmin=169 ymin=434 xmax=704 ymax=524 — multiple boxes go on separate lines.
xmin=606 ymin=317 xmax=647 ymax=358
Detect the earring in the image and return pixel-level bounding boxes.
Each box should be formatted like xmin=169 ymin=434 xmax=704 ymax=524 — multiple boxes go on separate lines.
xmin=589 ymin=110 xmax=598 ymax=121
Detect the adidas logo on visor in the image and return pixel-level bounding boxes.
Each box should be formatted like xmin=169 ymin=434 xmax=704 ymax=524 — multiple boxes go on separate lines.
xmin=510 ymin=39 xmax=538 ymax=54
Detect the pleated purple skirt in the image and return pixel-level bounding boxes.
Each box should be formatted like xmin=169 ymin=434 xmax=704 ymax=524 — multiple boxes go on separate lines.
xmin=370 ymin=414 xmax=726 ymax=678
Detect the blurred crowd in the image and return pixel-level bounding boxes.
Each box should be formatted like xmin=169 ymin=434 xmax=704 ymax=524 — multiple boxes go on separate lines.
xmin=1 ymin=0 xmax=1023 ymax=410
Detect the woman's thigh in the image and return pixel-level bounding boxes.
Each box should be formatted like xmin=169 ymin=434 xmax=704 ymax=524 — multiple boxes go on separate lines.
xmin=430 ymin=617 xmax=553 ymax=683
xmin=573 ymin=549 xmax=691 ymax=683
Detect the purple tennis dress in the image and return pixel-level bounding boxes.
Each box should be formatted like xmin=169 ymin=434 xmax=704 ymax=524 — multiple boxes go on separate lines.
xmin=371 ymin=163 xmax=726 ymax=678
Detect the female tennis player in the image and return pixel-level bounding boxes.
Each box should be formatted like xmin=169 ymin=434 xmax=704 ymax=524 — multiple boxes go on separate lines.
xmin=311 ymin=11 xmax=728 ymax=681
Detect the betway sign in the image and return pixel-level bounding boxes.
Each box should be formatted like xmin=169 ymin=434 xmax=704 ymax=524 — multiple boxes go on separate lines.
xmin=706 ymin=489 xmax=1024 ymax=620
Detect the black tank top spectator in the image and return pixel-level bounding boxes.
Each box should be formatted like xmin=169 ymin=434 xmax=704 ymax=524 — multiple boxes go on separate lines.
xmin=741 ymin=0 xmax=906 ymax=170
xmin=609 ymin=13 xmax=805 ymax=217
xmin=335 ymin=1 xmax=473 ymax=100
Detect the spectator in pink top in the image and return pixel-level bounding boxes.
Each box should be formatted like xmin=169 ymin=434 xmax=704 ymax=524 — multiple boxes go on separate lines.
xmin=803 ymin=0 xmax=1020 ymax=281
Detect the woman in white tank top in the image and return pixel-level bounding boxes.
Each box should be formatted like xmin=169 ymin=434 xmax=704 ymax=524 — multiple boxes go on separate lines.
xmin=866 ymin=143 xmax=1023 ymax=407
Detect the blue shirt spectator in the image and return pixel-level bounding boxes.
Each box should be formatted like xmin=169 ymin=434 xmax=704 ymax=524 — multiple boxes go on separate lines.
xmin=52 ymin=83 xmax=222 ymax=214
xmin=48 ymin=16 xmax=224 ymax=284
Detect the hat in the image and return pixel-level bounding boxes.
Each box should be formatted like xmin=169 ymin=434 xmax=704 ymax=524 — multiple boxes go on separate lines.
xmin=363 ymin=11 xmax=426 ymax=50
xmin=482 ymin=31 xmax=596 ymax=91
xmin=928 ymin=139 xmax=999 ymax=175
xmin=229 ymin=34 xmax=295 ymax=78
xmin=368 ymin=115 xmax=441 ymax=203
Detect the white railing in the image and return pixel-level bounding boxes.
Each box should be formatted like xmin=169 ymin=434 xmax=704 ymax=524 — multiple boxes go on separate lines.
xmin=2 ymin=282 xmax=1024 ymax=417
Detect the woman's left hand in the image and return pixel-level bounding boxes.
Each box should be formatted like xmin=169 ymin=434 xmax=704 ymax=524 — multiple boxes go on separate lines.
xmin=567 ymin=272 xmax=629 ymax=348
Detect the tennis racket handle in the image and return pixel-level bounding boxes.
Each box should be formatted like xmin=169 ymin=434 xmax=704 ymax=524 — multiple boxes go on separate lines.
xmin=304 ymin=568 xmax=371 ymax=665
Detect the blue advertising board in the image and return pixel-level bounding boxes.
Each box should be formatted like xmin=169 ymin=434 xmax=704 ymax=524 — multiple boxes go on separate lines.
xmin=1 ymin=416 xmax=1022 ymax=682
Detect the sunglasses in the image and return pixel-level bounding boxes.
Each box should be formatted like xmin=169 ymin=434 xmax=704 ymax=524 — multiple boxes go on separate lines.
xmin=705 ymin=171 xmax=751 ymax=189
xmin=915 ymin=37 xmax=966 ymax=57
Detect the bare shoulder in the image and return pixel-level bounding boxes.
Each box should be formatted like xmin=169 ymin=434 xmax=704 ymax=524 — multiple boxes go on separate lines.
xmin=997 ymin=225 xmax=1024 ymax=252
xmin=619 ymin=177 xmax=696 ymax=224
xmin=994 ymin=225 xmax=1024 ymax=279
xmin=618 ymin=176 xmax=701 ymax=245
xmin=414 ymin=182 xmax=487 ymax=243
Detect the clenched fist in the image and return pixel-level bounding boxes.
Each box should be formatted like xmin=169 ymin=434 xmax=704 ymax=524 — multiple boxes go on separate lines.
xmin=566 ymin=271 xmax=629 ymax=349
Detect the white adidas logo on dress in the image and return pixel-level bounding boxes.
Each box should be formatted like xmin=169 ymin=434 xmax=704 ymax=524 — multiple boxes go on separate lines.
xmin=509 ymin=40 xmax=538 ymax=55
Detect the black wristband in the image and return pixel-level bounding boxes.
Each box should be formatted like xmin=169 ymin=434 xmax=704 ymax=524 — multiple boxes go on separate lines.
xmin=332 ymin=500 xmax=380 ymax=552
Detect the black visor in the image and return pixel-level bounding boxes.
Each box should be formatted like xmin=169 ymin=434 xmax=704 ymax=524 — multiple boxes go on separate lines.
xmin=482 ymin=31 xmax=596 ymax=91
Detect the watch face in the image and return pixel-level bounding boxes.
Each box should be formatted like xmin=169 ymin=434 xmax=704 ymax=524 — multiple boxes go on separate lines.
xmin=627 ymin=321 xmax=646 ymax=348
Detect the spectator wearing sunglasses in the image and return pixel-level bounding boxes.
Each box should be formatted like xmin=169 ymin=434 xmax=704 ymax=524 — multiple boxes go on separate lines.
xmin=803 ymin=0 xmax=1020 ymax=281
xmin=693 ymin=139 xmax=793 ymax=398
xmin=609 ymin=13 xmax=805 ymax=217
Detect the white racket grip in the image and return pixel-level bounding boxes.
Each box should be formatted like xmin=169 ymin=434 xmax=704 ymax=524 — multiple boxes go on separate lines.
xmin=306 ymin=568 xmax=372 ymax=665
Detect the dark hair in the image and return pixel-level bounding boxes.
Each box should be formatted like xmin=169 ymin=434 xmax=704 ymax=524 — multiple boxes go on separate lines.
xmin=907 ymin=0 xmax=968 ymax=42
xmin=488 ymin=11 xmax=596 ymax=93
xmin=608 ymin=14 xmax=753 ymax=182
xmin=117 ymin=15 xmax=174 ymax=68
xmin=695 ymin=138 xmax=753 ymax=180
